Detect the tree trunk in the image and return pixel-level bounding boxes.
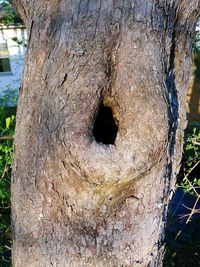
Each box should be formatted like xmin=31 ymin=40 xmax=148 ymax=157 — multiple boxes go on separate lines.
xmin=11 ymin=1 xmax=199 ymax=266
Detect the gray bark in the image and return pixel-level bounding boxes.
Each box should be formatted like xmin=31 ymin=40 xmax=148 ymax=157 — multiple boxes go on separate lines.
xmin=11 ymin=1 xmax=200 ymax=266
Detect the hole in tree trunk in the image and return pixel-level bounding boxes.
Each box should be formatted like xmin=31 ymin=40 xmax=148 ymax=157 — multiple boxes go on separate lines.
xmin=93 ymin=102 xmax=118 ymax=145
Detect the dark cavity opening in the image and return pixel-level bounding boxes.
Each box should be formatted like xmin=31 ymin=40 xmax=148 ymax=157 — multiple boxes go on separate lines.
xmin=93 ymin=102 xmax=118 ymax=145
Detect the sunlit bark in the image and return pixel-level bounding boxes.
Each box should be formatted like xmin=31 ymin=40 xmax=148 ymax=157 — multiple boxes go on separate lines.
xmin=11 ymin=1 xmax=199 ymax=266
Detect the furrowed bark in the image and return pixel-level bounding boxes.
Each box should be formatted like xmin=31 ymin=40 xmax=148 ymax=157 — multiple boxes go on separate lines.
xmin=177 ymin=0 xmax=200 ymax=21
xmin=11 ymin=1 xmax=199 ymax=267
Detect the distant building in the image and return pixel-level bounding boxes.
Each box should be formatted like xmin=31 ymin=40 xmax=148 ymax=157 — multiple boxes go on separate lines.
xmin=0 ymin=23 xmax=26 ymax=105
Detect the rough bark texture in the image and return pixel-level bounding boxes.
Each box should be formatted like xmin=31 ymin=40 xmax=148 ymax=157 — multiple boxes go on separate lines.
xmin=11 ymin=1 xmax=199 ymax=267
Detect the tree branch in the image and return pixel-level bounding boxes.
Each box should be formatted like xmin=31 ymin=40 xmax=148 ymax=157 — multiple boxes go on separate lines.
xmin=9 ymin=0 xmax=29 ymax=26
xmin=0 ymin=135 xmax=14 ymax=140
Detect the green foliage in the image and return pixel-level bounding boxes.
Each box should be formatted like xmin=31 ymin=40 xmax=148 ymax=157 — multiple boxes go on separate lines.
xmin=0 ymin=0 xmax=23 ymax=26
xmin=0 ymin=0 xmax=15 ymax=25
xmin=179 ymin=128 xmax=200 ymax=196
xmin=0 ymin=106 xmax=16 ymax=266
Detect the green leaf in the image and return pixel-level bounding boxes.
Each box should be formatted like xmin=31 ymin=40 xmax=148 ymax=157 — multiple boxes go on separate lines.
xmin=6 ymin=117 xmax=11 ymax=129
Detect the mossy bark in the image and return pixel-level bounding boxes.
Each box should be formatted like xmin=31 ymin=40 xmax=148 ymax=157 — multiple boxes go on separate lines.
xmin=11 ymin=1 xmax=199 ymax=266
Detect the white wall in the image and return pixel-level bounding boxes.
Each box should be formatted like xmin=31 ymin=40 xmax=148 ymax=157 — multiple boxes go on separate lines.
xmin=0 ymin=25 xmax=26 ymax=106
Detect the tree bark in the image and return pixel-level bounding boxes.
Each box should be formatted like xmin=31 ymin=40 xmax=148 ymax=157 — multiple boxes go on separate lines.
xmin=11 ymin=1 xmax=200 ymax=266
